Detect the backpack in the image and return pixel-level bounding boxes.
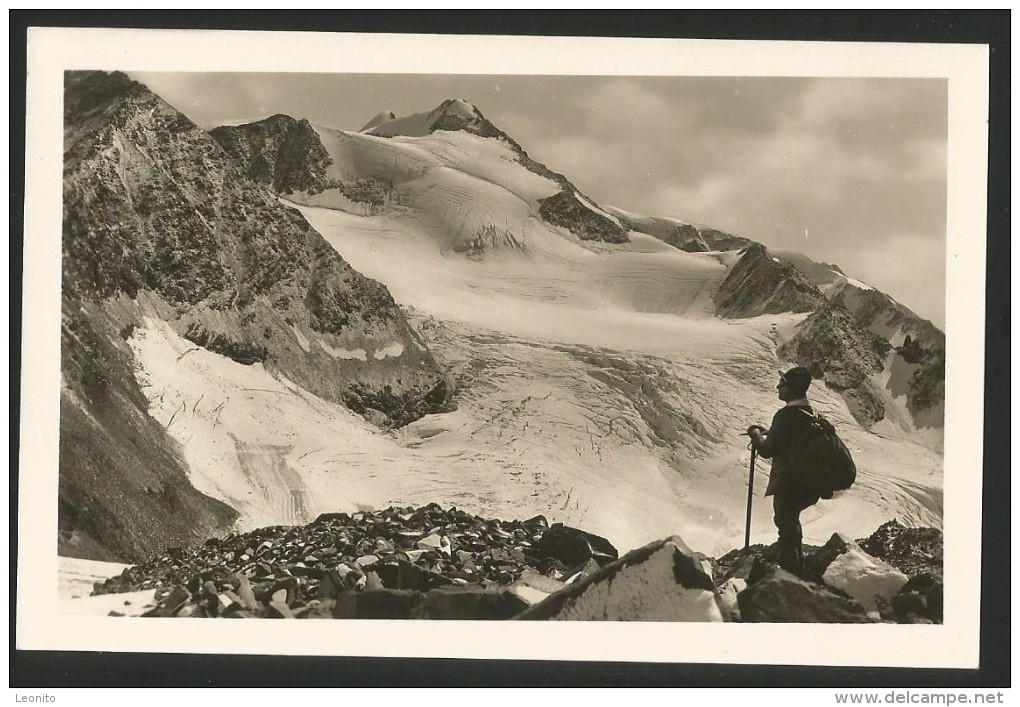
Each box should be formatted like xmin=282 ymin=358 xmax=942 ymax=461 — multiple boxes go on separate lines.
xmin=790 ymin=410 xmax=857 ymax=499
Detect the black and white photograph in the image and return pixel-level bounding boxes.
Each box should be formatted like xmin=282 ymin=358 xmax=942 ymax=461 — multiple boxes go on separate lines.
xmin=14 ymin=22 xmax=999 ymax=679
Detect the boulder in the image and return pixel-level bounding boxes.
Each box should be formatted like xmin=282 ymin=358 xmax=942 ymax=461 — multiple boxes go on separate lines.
xmin=535 ymin=524 xmax=619 ymax=568
xmin=738 ymin=562 xmax=872 ymax=623
xmin=516 ymin=536 xmax=723 ymax=622
xmin=514 ymin=569 xmax=567 ymax=595
xmin=373 ymin=559 xmax=452 ymax=592
xmin=808 ymin=533 xmax=909 ymax=617
xmin=891 ymin=572 xmax=943 ymax=624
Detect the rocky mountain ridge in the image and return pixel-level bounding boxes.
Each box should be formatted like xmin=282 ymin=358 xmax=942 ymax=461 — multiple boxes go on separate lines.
xmin=209 ymin=94 xmax=944 ymax=438
xmin=613 ymin=202 xmax=943 ymax=434
xmin=61 ymin=71 xmax=451 ymax=561
xmin=715 ymin=242 xmax=828 ymax=318
xmin=606 ymin=206 xmax=755 ymax=252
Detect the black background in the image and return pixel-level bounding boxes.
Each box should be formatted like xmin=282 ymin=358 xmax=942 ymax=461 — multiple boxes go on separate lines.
xmin=9 ymin=10 xmax=1010 ymax=688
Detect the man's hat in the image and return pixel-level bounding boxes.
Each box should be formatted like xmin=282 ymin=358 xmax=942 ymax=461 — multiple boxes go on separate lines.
xmin=779 ymin=366 xmax=812 ymax=391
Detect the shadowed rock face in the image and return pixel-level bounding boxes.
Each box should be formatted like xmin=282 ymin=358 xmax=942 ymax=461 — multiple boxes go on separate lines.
xmin=779 ymin=301 xmax=892 ymax=426
xmin=857 ymin=520 xmax=943 ymax=581
xmin=61 ymin=71 xmax=451 ymax=560
xmin=831 ymin=287 xmax=945 ymax=427
xmin=210 ymin=115 xmax=332 ymax=195
xmin=715 ymin=243 xmax=827 ymax=319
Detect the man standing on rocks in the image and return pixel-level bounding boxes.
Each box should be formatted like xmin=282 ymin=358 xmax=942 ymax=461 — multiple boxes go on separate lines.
xmin=747 ymin=367 xmax=819 ymax=575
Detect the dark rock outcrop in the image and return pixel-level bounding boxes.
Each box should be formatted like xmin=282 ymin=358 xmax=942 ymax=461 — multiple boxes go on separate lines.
xmin=59 ymin=300 xmax=238 ymax=563
xmin=715 ymin=243 xmax=827 ymax=319
xmin=833 ymin=287 xmax=945 ymax=427
xmin=891 ymin=572 xmax=943 ymax=624
xmin=774 ymin=250 xmax=945 ymax=430
xmin=778 ymin=300 xmax=892 ymax=427
xmin=535 ymin=524 xmax=619 ymax=569
xmin=537 ymin=190 xmax=628 ymax=244
xmin=857 ymin=520 xmax=943 ymax=580
xmin=211 ymin=118 xmax=396 ymax=208
xmin=61 ymin=71 xmax=450 ymax=560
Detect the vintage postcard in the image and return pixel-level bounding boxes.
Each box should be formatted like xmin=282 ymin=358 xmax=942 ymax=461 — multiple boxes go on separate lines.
xmin=17 ymin=27 xmax=990 ymax=668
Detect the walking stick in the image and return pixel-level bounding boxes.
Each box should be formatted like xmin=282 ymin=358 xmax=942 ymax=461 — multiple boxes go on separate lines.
xmin=744 ymin=445 xmax=757 ymax=550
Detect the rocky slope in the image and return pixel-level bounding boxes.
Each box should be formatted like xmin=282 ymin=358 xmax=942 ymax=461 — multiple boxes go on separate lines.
xmin=86 ymin=507 xmax=942 ymax=624
xmin=213 ymin=98 xmax=629 ymax=245
xmin=832 ymin=287 xmax=945 ymax=428
xmin=61 ymin=71 xmax=450 ymax=560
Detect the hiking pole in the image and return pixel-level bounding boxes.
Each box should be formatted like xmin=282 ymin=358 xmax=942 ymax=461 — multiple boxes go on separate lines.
xmin=744 ymin=444 xmax=757 ymax=550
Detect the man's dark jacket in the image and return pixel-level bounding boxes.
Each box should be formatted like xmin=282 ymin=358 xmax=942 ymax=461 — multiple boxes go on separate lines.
xmin=753 ymin=400 xmax=815 ymax=497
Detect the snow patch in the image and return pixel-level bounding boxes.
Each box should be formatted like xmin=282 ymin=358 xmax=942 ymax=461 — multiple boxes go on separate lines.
xmin=373 ymin=342 xmax=404 ymax=360
xmin=58 ymin=557 xmax=131 ymax=600
xmin=317 ymin=339 xmax=368 ymax=360
xmin=845 ymin=277 xmax=874 ymax=291
xmin=573 ymin=191 xmax=621 ymax=226
xmin=291 ymin=326 xmax=311 ymax=353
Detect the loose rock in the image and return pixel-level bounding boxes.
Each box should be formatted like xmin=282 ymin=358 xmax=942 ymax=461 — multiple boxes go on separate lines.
xmin=737 ymin=561 xmax=872 ymax=623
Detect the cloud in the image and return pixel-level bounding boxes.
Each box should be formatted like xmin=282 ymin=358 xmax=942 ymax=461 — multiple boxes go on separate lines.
xmin=836 ymin=233 xmax=946 ymax=327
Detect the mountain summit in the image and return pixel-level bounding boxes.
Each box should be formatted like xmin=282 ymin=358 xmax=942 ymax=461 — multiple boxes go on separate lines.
xmin=362 ymin=98 xmax=490 ymax=138
xmin=213 ymin=98 xmax=629 ymax=247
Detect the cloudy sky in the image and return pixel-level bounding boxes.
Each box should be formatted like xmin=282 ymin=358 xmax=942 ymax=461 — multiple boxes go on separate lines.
xmin=132 ymin=72 xmax=947 ymax=327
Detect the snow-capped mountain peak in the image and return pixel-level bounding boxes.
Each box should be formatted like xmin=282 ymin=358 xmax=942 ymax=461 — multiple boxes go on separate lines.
xmin=362 ymin=98 xmax=488 ymax=138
